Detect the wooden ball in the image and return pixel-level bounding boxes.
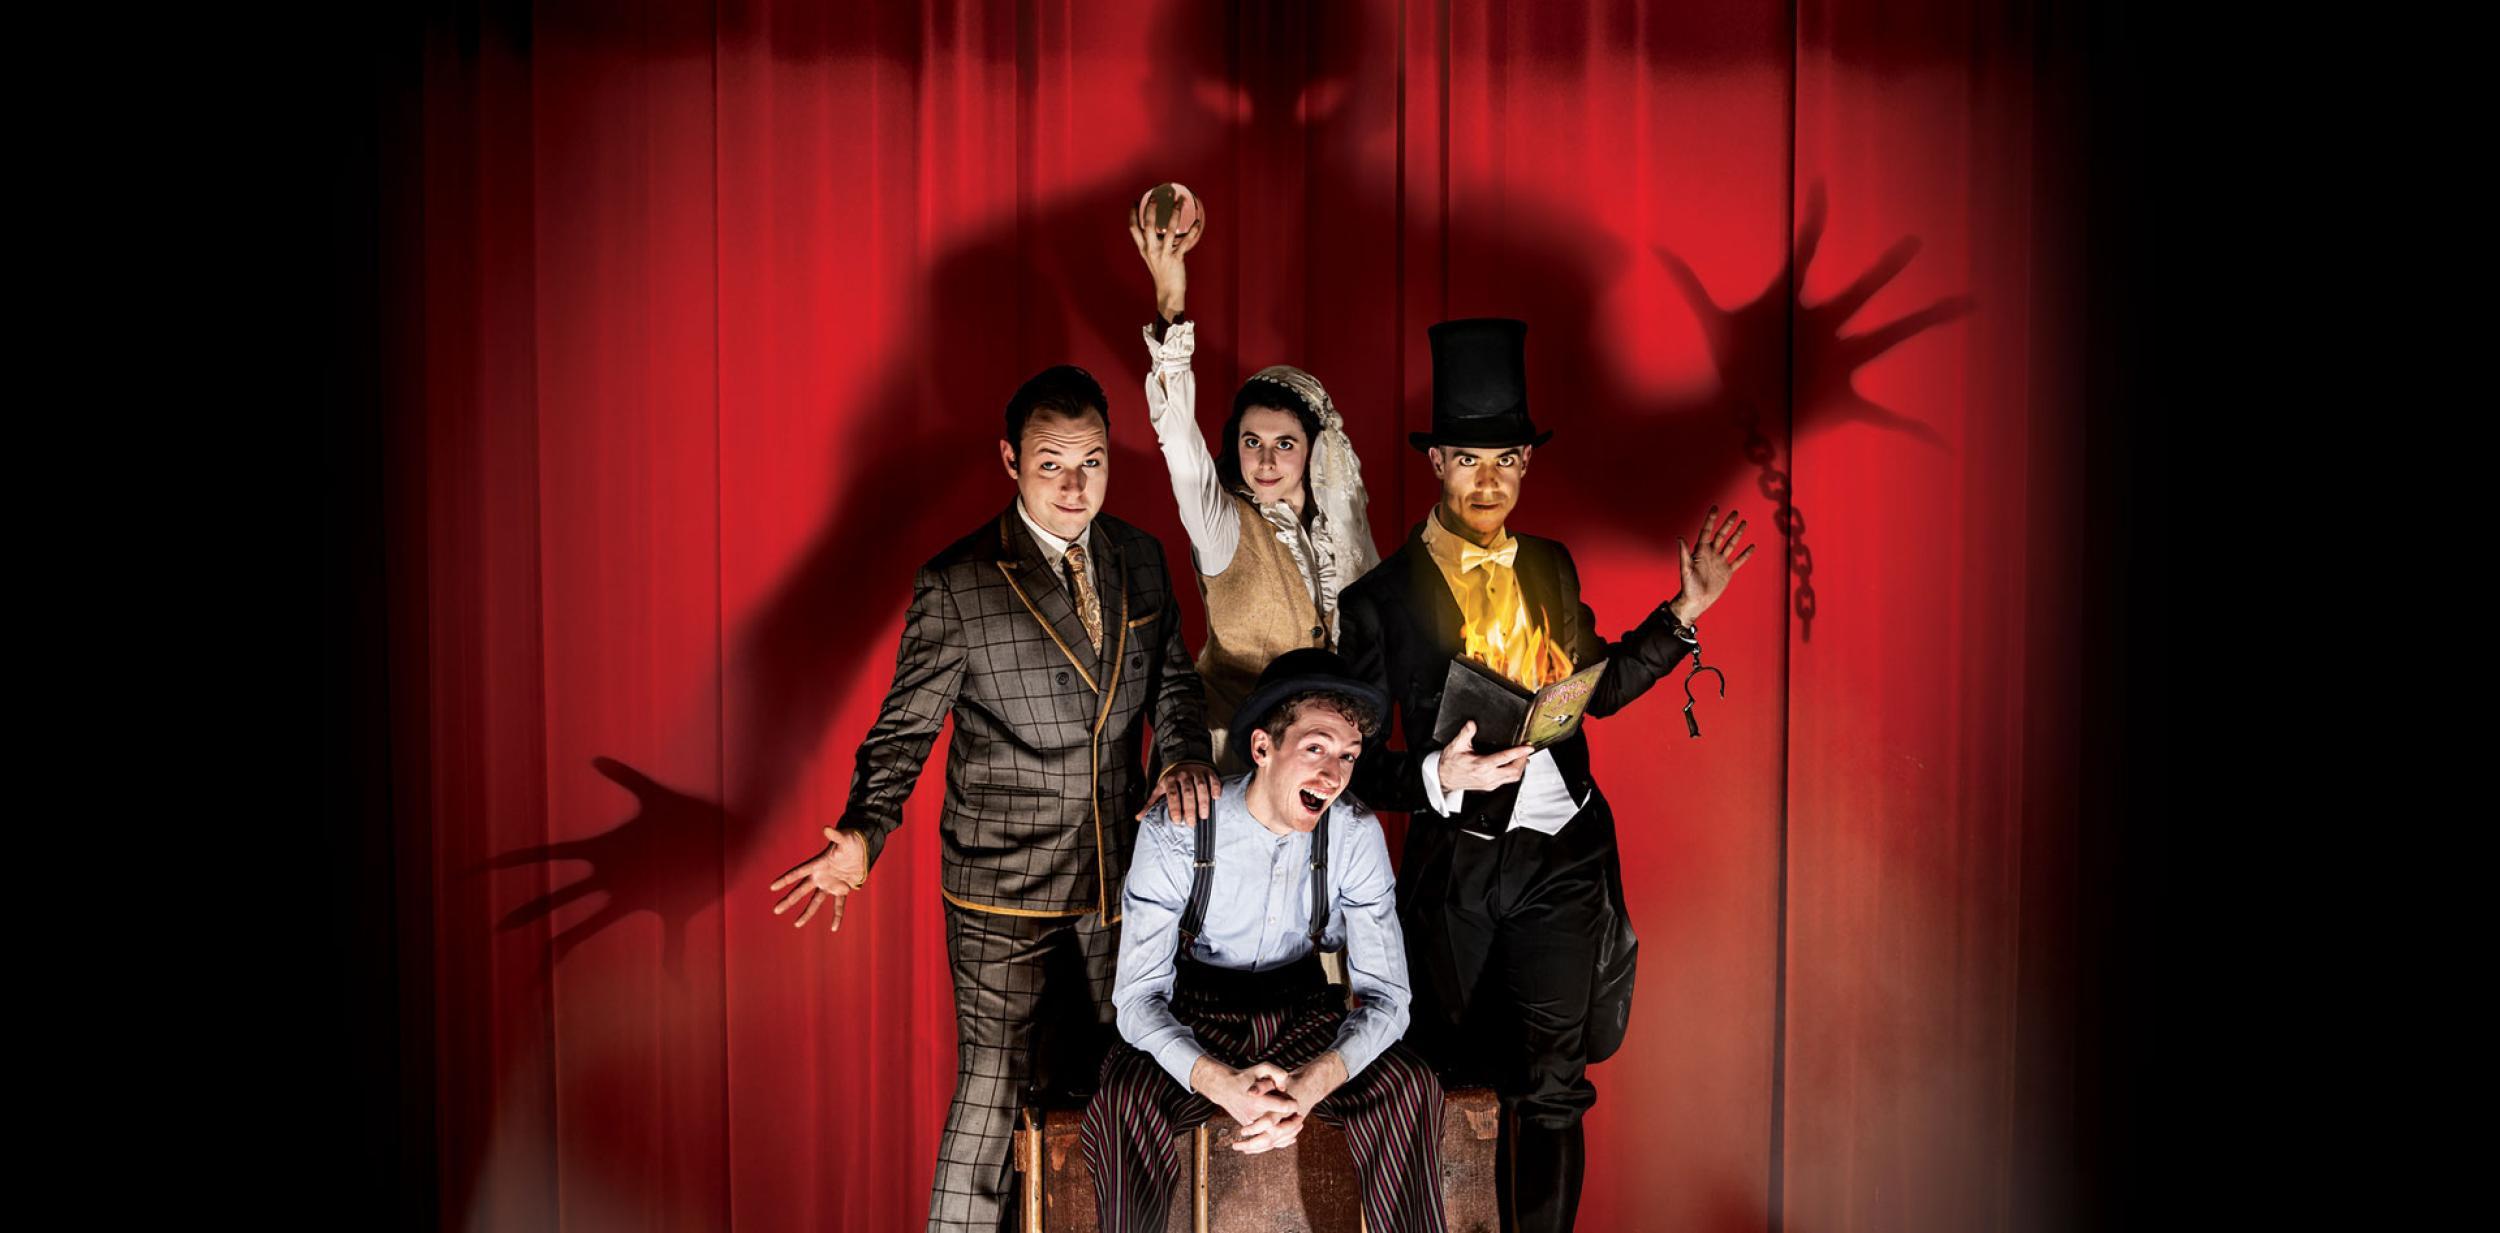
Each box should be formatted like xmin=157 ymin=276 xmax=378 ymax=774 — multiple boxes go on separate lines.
xmin=1137 ymin=182 xmax=1203 ymax=239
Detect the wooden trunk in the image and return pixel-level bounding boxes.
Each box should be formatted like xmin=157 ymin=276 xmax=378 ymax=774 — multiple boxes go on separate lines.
xmin=1016 ymin=1087 xmax=1501 ymax=1232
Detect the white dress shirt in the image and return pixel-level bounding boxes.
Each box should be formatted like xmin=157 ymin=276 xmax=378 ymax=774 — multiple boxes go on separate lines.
xmin=1140 ymin=319 xmax=1362 ymax=640
xmin=1013 ymin=497 xmax=1092 ymax=569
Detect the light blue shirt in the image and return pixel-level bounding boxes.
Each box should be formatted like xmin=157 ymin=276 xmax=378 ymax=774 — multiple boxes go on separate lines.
xmin=1112 ymin=773 xmax=1413 ymax=1087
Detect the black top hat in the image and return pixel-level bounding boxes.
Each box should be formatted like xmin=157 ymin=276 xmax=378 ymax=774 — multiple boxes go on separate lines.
xmin=1410 ymin=317 xmax=1553 ymax=452
xmin=1228 ymin=647 xmax=1391 ymax=764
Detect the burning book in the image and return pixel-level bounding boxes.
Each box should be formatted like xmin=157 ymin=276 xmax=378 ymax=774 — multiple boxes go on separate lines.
xmin=1431 ymin=655 xmax=1609 ymax=755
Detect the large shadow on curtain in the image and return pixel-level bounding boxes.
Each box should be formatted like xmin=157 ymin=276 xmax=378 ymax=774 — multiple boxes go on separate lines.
xmin=463 ymin=0 xmax=1975 ymax=1225
xmin=485 ymin=1 xmax=1267 ymax=963
xmin=456 ymin=1 xmax=1244 ymax=1221
xmin=491 ymin=0 xmax=1970 ymax=973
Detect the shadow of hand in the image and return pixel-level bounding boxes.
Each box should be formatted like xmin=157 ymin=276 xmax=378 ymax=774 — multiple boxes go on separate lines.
xmin=1649 ymin=182 xmax=1975 ymax=639
xmin=1656 ymin=181 xmax=1974 ymax=449
xmin=489 ymin=756 xmax=732 ymax=978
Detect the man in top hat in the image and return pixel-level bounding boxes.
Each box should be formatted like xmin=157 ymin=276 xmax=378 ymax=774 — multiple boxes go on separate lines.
xmin=1335 ymin=318 xmax=1754 ymax=1232
xmin=771 ymin=364 xmax=1225 ymax=1233
xmin=1083 ymin=647 xmax=1449 ymax=1232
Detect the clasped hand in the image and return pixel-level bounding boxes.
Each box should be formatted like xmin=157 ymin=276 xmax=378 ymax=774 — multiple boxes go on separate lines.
xmin=1192 ymin=1052 xmax=1348 ymax=1154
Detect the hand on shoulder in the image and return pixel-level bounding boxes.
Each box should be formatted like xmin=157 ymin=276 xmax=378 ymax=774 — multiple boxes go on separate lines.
xmin=1136 ymin=801 xmax=1198 ymax=854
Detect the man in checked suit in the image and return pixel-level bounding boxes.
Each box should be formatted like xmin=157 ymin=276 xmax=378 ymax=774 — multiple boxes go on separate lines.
xmin=1337 ymin=319 xmax=1755 ymax=1233
xmin=772 ymin=364 xmax=1225 ymax=1233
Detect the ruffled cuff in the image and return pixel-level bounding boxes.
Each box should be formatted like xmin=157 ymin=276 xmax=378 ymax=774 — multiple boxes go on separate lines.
xmin=1140 ymin=319 xmax=1196 ymax=375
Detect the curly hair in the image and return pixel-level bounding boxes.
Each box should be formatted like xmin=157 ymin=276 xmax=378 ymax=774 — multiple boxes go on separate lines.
xmin=1256 ymin=689 xmax=1380 ymax=749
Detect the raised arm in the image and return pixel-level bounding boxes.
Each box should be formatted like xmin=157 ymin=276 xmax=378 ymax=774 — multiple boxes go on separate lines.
xmin=1575 ymin=559 xmax=1695 ymax=720
xmin=1130 ymin=193 xmax=1241 ymax=575
xmin=1581 ymin=505 xmax=1753 ymax=718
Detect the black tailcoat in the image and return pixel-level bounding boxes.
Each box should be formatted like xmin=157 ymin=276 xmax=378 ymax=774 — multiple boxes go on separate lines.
xmin=1336 ymin=519 xmax=1695 ymax=1050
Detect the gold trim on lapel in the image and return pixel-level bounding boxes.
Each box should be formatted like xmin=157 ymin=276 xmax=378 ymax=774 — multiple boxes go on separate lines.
xmin=1087 ymin=579 xmax=1131 ymax=915
xmin=994 ymin=508 xmax=1104 ymax=695
xmin=993 ymin=508 xmax=1137 ymax=920
xmin=997 ymin=564 xmax=1101 ymax=694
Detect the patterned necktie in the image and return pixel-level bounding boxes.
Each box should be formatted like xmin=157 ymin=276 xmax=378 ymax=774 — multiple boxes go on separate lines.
xmin=1063 ymin=542 xmax=1105 ymax=652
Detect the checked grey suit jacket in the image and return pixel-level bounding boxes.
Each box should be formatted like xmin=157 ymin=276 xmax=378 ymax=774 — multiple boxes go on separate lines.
xmin=836 ymin=502 xmax=1213 ymax=918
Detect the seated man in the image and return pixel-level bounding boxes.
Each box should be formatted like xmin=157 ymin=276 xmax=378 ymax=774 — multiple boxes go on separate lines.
xmin=1083 ymin=648 xmax=1448 ymax=1233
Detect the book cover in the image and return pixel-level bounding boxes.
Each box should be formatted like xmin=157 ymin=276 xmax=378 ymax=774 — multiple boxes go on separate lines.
xmin=1430 ymin=656 xmax=1608 ymax=754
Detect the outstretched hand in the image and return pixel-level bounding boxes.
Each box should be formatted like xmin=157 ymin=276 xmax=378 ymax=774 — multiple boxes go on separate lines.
xmin=1672 ymin=504 xmax=1756 ymax=623
xmin=768 ymin=826 xmax=869 ymax=933
xmin=1129 ymin=190 xmax=1205 ymax=323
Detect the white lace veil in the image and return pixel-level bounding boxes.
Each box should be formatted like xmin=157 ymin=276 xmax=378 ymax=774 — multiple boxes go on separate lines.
xmin=1246 ymin=363 xmax=1382 ymax=581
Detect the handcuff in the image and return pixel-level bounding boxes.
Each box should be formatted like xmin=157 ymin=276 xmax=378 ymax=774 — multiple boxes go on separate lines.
xmin=1663 ymin=605 xmax=1725 ymax=739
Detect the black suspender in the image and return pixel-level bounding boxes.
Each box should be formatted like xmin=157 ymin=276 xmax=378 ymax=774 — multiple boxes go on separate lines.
xmin=1172 ymin=800 xmax=1339 ymax=957
xmin=1307 ymin=806 xmax=1332 ymax=951
xmin=1176 ymin=796 xmax=1217 ymax=950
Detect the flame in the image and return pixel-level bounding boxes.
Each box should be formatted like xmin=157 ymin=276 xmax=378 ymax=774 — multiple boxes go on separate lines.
xmin=1459 ymin=584 xmax=1575 ymax=690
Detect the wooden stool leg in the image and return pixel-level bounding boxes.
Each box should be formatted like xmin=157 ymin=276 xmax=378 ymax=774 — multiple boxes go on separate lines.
xmin=1191 ymin=1124 xmax=1209 ymax=1233
xmin=1015 ymin=1107 xmax=1042 ymax=1233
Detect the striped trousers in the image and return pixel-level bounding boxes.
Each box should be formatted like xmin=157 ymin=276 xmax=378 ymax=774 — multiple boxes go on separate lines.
xmin=1080 ymin=980 xmax=1449 ymax=1232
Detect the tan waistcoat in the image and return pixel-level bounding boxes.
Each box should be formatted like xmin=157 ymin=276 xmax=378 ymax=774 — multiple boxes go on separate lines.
xmin=1196 ymin=497 xmax=1331 ymax=767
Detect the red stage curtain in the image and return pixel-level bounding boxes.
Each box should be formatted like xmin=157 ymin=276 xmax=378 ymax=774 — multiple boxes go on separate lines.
xmin=381 ymin=1 xmax=2107 ymax=1228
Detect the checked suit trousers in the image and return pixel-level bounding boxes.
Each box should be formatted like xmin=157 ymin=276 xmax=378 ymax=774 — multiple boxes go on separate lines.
xmin=931 ymin=902 xmax=1119 ymax=1233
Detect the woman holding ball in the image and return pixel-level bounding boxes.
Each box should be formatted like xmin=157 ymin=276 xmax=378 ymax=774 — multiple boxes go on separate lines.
xmin=1129 ymin=184 xmax=1383 ymax=772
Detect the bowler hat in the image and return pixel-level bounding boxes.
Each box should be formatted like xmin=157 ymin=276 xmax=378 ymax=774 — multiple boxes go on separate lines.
xmin=1228 ymin=648 xmax=1390 ymax=764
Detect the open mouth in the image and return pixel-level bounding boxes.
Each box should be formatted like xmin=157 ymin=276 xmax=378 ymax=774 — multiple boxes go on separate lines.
xmin=1298 ymin=788 xmax=1327 ymax=814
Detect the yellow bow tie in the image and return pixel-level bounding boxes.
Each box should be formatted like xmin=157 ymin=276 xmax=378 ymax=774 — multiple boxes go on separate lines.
xmin=1460 ymin=540 xmax=1518 ymax=573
